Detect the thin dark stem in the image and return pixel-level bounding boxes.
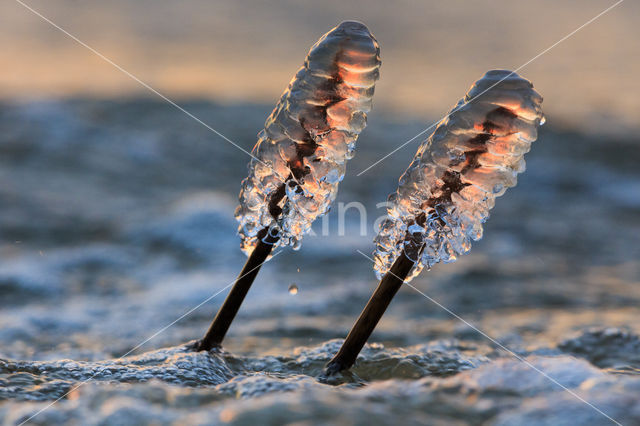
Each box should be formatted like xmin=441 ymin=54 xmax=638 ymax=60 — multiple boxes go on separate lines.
xmin=197 ymin=230 xmax=279 ymax=351
xmin=324 ymin=251 xmax=415 ymax=374
xmin=197 ymin=176 xmax=291 ymax=351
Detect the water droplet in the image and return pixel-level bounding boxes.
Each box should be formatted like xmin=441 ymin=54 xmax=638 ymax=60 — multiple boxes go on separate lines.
xmin=288 ymin=284 xmax=298 ymax=295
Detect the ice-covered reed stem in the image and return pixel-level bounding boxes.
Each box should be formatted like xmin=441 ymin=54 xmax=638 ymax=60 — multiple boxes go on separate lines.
xmin=325 ymin=70 xmax=544 ymax=373
xmin=199 ymin=21 xmax=381 ymax=351
xmin=374 ymin=70 xmax=544 ymax=281
xmin=236 ymin=20 xmax=381 ymax=254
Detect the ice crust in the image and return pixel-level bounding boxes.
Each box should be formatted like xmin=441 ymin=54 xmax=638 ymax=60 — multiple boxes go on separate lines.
xmin=235 ymin=21 xmax=381 ymax=254
xmin=373 ymin=70 xmax=544 ymax=281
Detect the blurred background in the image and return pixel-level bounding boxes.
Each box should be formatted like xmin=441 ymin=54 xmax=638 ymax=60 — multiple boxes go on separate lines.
xmin=1 ymin=1 xmax=640 ymax=424
xmin=2 ymin=0 xmax=639 ymax=133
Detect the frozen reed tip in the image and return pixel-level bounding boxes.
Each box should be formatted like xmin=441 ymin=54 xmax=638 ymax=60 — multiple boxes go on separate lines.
xmin=374 ymin=70 xmax=544 ymax=282
xmin=198 ymin=22 xmax=381 ymax=351
xmin=236 ymin=21 xmax=381 ymax=255
xmin=325 ymin=71 xmax=544 ymax=374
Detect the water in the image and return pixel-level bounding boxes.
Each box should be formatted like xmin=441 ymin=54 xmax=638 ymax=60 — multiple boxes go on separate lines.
xmin=0 ymin=99 xmax=639 ymax=425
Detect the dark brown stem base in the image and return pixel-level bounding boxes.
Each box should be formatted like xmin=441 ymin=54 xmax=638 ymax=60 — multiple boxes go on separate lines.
xmin=324 ymin=251 xmax=415 ymax=374
xmin=197 ymin=232 xmax=278 ymax=351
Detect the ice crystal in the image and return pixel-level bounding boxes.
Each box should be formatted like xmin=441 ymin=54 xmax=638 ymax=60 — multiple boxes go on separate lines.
xmin=373 ymin=70 xmax=544 ymax=281
xmin=235 ymin=21 xmax=381 ymax=254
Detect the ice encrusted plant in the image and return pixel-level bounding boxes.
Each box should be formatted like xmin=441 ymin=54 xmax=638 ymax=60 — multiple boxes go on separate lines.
xmin=198 ymin=21 xmax=381 ymax=351
xmin=325 ymin=70 xmax=545 ymax=373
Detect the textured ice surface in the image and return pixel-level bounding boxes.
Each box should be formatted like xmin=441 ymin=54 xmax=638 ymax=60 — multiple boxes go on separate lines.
xmin=236 ymin=21 xmax=381 ymax=254
xmin=4 ymin=348 xmax=639 ymax=426
xmin=1 ymin=99 xmax=639 ymax=425
xmin=374 ymin=70 xmax=544 ymax=280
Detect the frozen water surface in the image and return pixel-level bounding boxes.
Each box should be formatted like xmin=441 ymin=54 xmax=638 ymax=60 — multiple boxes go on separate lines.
xmin=0 ymin=99 xmax=639 ymax=425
